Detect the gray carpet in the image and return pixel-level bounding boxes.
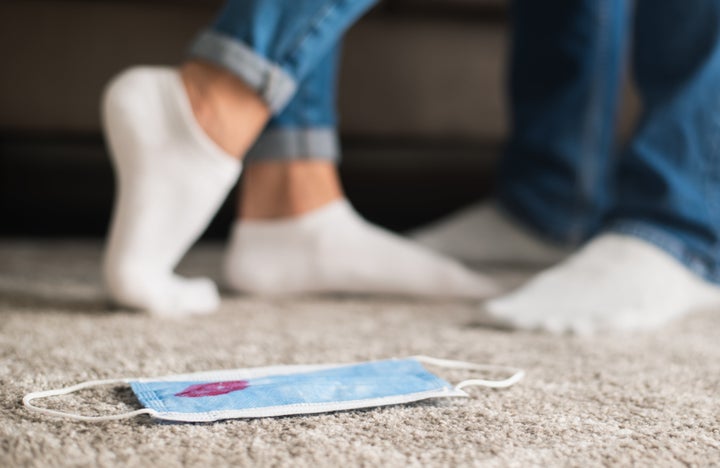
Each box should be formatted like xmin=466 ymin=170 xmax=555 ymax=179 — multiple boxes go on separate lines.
xmin=2 ymin=241 xmax=719 ymax=467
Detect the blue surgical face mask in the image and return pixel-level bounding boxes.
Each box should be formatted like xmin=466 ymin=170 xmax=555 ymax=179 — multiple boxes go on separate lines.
xmin=23 ymin=356 xmax=524 ymax=423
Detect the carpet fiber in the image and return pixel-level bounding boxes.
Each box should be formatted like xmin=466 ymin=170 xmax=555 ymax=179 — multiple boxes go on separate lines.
xmin=2 ymin=241 xmax=719 ymax=467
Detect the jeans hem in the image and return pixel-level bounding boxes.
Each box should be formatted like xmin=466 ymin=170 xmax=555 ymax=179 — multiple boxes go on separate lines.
xmin=608 ymin=220 xmax=720 ymax=285
xmin=496 ymin=198 xmax=580 ymax=247
xmin=188 ymin=30 xmax=297 ymax=113
xmin=246 ymin=128 xmax=340 ymax=162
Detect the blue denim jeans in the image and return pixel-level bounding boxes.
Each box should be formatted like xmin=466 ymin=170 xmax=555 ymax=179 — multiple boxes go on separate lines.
xmin=189 ymin=0 xmax=378 ymax=162
xmin=246 ymin=46 xmax=342 ymax=162
xmin=501 ymin=0 xmax=720 ymax=284
xmin=189 ymin=0 xmax=720 ymax=285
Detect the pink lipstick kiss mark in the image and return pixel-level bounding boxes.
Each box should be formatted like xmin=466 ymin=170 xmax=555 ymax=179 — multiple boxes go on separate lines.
xmin=175 ymin=380 xmax=250 ymax=398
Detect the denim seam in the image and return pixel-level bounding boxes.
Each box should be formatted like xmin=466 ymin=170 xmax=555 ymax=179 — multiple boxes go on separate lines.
xmin=298 ymin=71 xmax=313 ymax=127
xmin=188 ymin=30 xmax=298 ymax=112
xmin=704 ymin=87 xmax=720 ymax=260
xmin=282 ymin=1 xmax=347 ymax=72
xmin=246 ymin=128 xmax=340 ymax=162
xmin=574 ymin=1 xmax=614 ymax=244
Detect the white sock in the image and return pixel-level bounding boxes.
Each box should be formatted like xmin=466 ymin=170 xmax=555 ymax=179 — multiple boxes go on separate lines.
xmin=224 ymin=200 xmax=499 ymax=298
xmin=411 ymin=202 xmax=570 ymax=265
xmin=485 ymin=233 xmax=720 ymax=334
xmin=102 ymin=66 xmax=241 ymax=317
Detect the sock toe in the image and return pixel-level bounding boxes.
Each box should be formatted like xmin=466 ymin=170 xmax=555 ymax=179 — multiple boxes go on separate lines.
xmin=169 ymin=276 xmax=220 ymax=316
xmin=412 ymin=202 xmax=570 ymax=265
xmin=482 ymin=233 xmax=720 ymax=334
xmin=435 ymin=260 xmax=500 ymax=298
xmin=224 ymin=200 xmax=499 ymax=299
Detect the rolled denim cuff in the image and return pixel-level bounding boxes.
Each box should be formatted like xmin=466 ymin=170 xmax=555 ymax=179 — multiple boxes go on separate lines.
xmin=188 ymin=30 xmax=297 ymax=113
xmin=246 ymin=128 xmax=340 ymax=162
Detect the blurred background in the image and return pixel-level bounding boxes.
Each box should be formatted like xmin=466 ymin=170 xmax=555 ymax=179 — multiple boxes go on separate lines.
xmin=0 ymin=0 xmax=636 ymax=238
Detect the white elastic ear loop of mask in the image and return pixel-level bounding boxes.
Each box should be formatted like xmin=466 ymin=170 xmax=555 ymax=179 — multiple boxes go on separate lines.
xmin=23 ymin=379 xmax=154 ymax=422
xmin=414 ymin=356 xmax=525 ymax=390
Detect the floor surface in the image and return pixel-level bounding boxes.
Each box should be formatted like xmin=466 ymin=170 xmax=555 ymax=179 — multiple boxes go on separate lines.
xmin=1 ymin=241 xmax=719 ymax=467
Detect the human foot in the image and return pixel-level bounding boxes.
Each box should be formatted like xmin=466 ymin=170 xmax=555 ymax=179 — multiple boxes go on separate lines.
xmin=484 ymin=233 xmax=720 ymax=334
xmin=412 ymin=202 xmax=570 ymax=265
xmin=224 ymin=200 xmax=499 ymax=298
xmin=102 ymin=66 xmax=242 ymax=316
xmin=181 ymin=60 xmax=271 ymax=156
xmin=240 ymin=160 xmax=343 ymax=220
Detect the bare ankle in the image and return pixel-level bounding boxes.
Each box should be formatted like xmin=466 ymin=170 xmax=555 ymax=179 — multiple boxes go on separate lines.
xmin=240 ymin=161 xmax=343 ymax=220
xmin=180 ymin=60 xmax=270 ymax=157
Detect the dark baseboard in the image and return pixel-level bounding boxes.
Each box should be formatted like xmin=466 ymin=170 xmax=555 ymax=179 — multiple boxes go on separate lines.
xmin=0 ymin=133 xmax=498 ymax=238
